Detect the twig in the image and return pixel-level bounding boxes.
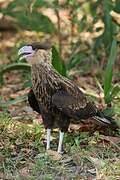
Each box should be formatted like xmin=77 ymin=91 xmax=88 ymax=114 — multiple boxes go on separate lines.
xmin=55 ymin=9 xmax=62 ymax=57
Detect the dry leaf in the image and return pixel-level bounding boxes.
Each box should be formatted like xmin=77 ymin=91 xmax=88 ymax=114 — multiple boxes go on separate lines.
xmin=99 ymin=135 xmax=120 ymax=150
xmin=100 ymin=135 xmax=120 ymax=144
xmin=110 ymin=10 xmax=120 ymax=26
xmin=19 ymin=167 xmax=30 ymax=178
xmin=46 ymin=149 xmax=62 ymax=160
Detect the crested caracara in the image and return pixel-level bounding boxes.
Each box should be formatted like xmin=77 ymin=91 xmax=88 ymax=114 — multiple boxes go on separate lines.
xmin=18 ymin=43 xmax=117 ymax=154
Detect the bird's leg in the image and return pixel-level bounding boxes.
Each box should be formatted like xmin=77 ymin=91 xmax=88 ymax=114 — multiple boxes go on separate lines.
xmin=46 ymin=128 xmax=51 ymax=150
xmin=57 ymin=130 xmax=64 ymax=154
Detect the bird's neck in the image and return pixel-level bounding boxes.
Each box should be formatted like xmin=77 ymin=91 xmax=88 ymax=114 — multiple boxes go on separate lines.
xmin=31 ymin=62 xmax=65 ymax=90
xmin=32 ymin=61 xmax=53 ymax=71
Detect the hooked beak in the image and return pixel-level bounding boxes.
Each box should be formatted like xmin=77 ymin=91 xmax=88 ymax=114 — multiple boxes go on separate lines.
xmin=18 ymin=45 xmax=35 ymax=61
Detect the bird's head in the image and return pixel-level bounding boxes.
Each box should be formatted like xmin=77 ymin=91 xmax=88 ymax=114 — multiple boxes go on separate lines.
xmin=18 ymin=43 xmax=52 ymax=65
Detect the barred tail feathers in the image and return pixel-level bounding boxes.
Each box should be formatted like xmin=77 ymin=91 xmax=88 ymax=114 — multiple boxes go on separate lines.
xmin=93 ymin=111 xmax=117 ymax=126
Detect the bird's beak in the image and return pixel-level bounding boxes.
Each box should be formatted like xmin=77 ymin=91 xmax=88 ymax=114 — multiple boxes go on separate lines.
xmin=18 ymin=45 xmax=35 ymax=61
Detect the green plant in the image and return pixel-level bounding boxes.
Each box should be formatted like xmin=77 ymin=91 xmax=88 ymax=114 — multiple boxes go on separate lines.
xmin=52 ymin=46 xmax=67 ymax=76
xmin=0 ymin=95 xmax=28 ymax=109
xmin=0 ymin=0 xmax=55 ymax=34
xmin=0 ymin=63 xmax=31 ymax=86
xmin=104 ymin=39 xmax=120 ymax=105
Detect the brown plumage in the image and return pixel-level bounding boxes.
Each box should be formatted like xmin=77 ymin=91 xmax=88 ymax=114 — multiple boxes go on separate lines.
xmin=31 ymin=63 xmax=98 ymax=127
xmin=18 ymin=43 xmax=116 ymax=153
xmin=28 ymin=89 xmax=41 ymax=114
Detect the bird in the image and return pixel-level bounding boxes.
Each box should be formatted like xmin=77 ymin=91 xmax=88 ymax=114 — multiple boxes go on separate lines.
xmin=28 ymin=88 xmax=41 ymax=114
xmin=18 ymin=42 xmax=117 ymax=154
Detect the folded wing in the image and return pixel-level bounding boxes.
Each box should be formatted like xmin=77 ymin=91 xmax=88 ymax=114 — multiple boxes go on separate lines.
xmin=52 ymin=88 xmax=97 ymax=119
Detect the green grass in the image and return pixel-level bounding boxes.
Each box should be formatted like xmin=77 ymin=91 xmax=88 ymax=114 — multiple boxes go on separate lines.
xmin=0 ymin=111 xmax=120 ymax=179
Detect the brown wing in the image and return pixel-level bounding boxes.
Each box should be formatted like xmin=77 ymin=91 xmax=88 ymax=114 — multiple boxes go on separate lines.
xmin=52 ymin=84 xmax=98 ymax=119
xmin=52 ymin=86 xmax=87 ymax=115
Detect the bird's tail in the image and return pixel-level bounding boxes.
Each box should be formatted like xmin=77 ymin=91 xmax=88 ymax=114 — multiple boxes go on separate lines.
xmin=93 ymin=111 xmax=117 ymax=127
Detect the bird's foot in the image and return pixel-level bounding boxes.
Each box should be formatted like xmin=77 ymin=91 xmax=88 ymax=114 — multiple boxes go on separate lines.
xmin=57 ymin=147 xmax=64 ymax=155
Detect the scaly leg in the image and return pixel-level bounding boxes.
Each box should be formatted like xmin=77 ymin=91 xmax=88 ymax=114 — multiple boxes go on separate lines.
xmin=46 ymin=128 xmax=51 ymax=150
xmin=57 ymin=130 xmax=64 ymax=154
